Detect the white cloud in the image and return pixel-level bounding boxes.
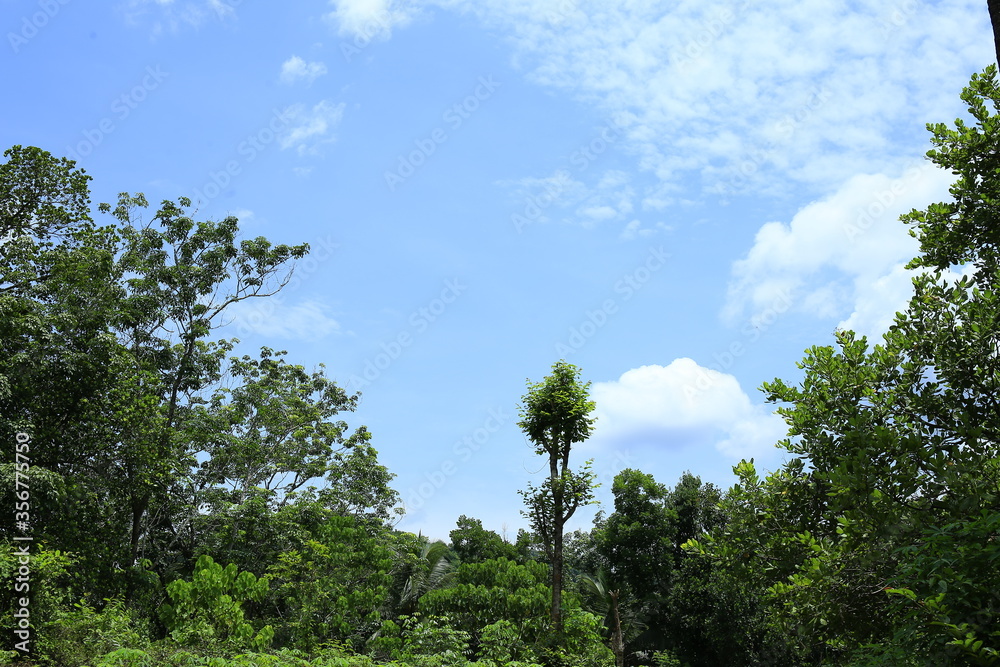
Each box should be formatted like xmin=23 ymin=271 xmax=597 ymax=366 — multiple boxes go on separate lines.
xmin=431 ymin=0 xmax=990 ymax=194
xmin=587 ymin=360 xmax=787 ymax=460
xmin=619 ymin=219 xmax=671 ymax=241
xmin=279 ymin=101 xmax=347 ymax=155
xmin=724 ymin=163 xmax=955 ymax=339
xmin=280 ymin=56 xmax=328 ymax=85
xmin=502 ymin=168 xmax=635 ymax=229
xmin=577 ymin=205 xmax=617 ymax=221
xmin=123 ymin=0 xmax=238 ymax=33
xmin=225 ymin=208 xmax=255 ymax=223
xmin=836 ymin=263 xmax=915 ymax=338
xmin=326 ymin=0 xmax=416 ymax=40
xmin=226 ymin=299 xmax=342 ymax=342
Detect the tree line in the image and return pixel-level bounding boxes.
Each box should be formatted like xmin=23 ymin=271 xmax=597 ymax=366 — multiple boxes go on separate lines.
xmin=1 ymin=66 xmax=1000 ymax=667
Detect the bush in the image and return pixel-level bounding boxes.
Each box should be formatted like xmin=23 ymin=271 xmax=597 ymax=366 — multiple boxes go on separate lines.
xmin=159 ymin=554 xmax=273 ymax=654
xmin=41 ymin=596 xmax=150 ymax=666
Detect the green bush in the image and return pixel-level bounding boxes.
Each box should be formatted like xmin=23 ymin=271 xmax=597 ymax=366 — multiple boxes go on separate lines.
xmin=367 ymin=613 xmax=471 ymax=665
xmin=159 ymin=554 xmax=273 ymax=654
xmin=0 ymin=541 xmax=74 ymax=657
xmin=478 ymin=619 xmax=537 ymax=664
xmin=41 ymin=596 xmax=150 ymax=666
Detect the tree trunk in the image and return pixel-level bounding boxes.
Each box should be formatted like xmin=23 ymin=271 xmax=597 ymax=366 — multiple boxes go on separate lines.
xmin=129 ymin=491 xmax=148 ymax=566
xmin=609 ymin=589 xmax=624 ymax=667
xmin=550 ymin=456 xmax=564 ymax=636
xmin=989 ymin=0 xmax=1000 ymax=65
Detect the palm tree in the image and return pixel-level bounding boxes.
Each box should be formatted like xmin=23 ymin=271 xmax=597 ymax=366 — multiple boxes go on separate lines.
xmin=578 ymin=568 xmax=640 ymax=667
xmin=394 ymin=537 xmax=456 ymax=616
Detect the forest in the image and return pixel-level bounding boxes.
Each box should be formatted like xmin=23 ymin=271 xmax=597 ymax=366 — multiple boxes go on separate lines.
xmin=1 ymin=54 xmax=1000 ymax=667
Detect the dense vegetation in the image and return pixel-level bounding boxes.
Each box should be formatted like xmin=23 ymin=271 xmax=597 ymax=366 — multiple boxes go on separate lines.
xmin=2 ymin=67 xmax=999 ymax=667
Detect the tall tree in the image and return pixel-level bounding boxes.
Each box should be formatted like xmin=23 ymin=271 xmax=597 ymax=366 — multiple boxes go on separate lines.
xmin=688 ymin=67 xmax=1000 ymax=664
xmin=100 ymin=192 xmax=309 ymax=568
xmin=517 ymin=360 xmax=597 ymax=638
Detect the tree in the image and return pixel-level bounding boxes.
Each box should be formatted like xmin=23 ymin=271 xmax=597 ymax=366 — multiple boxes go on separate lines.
xmin=688 ymin=67 xmax=1000 ymax=664
xmin=266 ymin=513 xmax=394 ymax=652
xmin=384 ymin=533 xmax=456 ymax=617
xmin=577 ymin=568 xmax=627 ymax=667
xmin=159 ymin=554 xmax=273 ymax=653
xmin=0 ymin=146 xmax=142 ymax=601
xmin=101 ymin=193 xmax=310 ymax=569
xmin=179 ymin=346 xmax=398 ymax=575
xmin=449 ymin=515 xmax=519 ymax=564
xmin=517 ymin=360 xmax=598 ymax=638
xmin=989 ymin=0 xmax=1000 ymax=66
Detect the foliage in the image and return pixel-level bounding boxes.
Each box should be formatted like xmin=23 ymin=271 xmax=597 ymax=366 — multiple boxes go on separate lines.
xmin=159 ymin=554 xmax=273 ymax=653
xmin=417 ymin=557 xmax=551 ymax=644
xmin=449 ymin=515 xmax=520 ymax=564
xmin=40 ymin=597 xmax=151 ymax=666
xmin=0 ymin=542 xmax=74 ymax=656
xmin=385 ymin=534 xmax=456 ymax=617
xmin=518 ymin=360 xmax=598 ymax=639
xmin=686 ymin=66 xmax=1000 ymax=665
xmin=267 ymin=514 xmax=394 ymax=652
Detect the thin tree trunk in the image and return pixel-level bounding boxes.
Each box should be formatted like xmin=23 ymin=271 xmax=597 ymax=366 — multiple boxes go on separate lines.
xmin=609 ymin=589 xmax=624 ymax=667
xmin=989 ymin=0 xmax=1000 ymax=65
xmin=551 ymin=455 xmax=564 ymax=636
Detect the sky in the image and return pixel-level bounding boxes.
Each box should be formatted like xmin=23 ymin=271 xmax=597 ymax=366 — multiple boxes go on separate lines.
xmin=2 ymin=0 xmax=994 ymax=543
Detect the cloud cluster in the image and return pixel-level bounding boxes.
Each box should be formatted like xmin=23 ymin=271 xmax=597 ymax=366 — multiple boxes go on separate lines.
xmin=122 ymin=0 xmax=239 ymax=33
xmin=279 ymin=101 xmax=347 ymax=156
xmin=724 ymin=164 xmax=955 ymax=339
xmin=280 ymin=56 xmax=328 ymax=86
xmin=326 ymin=0 xmax=416 ymax=40
xmin=226 ymin=298 xmax=342 ymax=342
xmin=588 ymin=360 xmax=787 ymax=460
xmin=432 ymin=0 xmax=988 ymax=195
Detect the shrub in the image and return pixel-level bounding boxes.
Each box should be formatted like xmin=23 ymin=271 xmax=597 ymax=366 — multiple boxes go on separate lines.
xmin=159 ymin=554 xmax=273 ymax=654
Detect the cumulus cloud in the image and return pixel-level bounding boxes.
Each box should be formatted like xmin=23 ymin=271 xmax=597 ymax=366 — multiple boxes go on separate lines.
xmin=587 ymin=360 xmax=787 ymax=460
xmin=279 ymin=100 xmax=347 ymax=155
xmin=724 ymin=163 xmax=955 ymax=339
xmin=326 ymin=0 xmax=416 ymax=40
xmin=279 ymin=56 xmax=328 ymax=85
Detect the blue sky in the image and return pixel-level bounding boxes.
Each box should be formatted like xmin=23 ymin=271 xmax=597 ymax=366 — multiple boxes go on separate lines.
xmin=3 ymin=0 xmax=993 ymax=542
